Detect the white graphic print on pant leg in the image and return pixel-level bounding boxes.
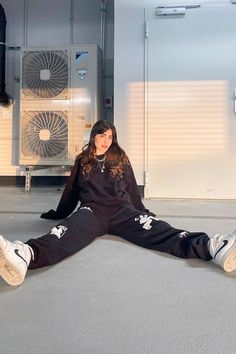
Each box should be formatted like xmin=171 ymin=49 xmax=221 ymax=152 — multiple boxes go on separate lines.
xmin=80 ymin=207 xmax=93 ymax=212
xmin=178 ymin=231 xmax=189 ymax=239
xmin=134 ymin=215 xmax=159 ymax=230
xmin=50 ymin=225 xmax=68 ymax=239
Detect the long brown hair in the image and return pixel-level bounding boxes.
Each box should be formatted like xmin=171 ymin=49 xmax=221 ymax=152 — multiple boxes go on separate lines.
xmin=77 ymin=120 xmax=130 ymax=179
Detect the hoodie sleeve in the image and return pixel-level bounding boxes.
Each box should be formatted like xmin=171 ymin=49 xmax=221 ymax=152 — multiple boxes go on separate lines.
xmin=124 ymin=163 xmax=155 ymax=215
xmin=41 ymin=159 xmax=81 ymax=219
xmin=124 ymin=165 xmax=145 ymax=211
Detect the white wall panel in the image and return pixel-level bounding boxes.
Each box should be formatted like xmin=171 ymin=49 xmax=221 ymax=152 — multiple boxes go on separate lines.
xmin=27 ymin=0 xmax=70 ymax=46
xmin=146 ymin=4 xmax=236 ymax=198
xmin=73 ymin=0 xmax=101 ymax=45
xmin=114 ymin=0 xmax=236 ymax=199
xmin=1 ymin=0 xmax=104 ymax=47
xmin=0 ymin=106 xmax=14 ymax=175
xmin=114 ymin=3 xmax=146 ymax=182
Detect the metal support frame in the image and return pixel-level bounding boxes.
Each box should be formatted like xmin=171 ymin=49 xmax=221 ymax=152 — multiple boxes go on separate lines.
xmin=25 ymin=167 xmax=32 ymax=193
xmin=24 ymin=165 xmax=72 ymax=194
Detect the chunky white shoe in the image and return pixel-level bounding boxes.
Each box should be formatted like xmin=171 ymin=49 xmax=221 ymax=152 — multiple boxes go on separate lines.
xmin=209 ymin=230 xmax=236 ymax=272
xmin=0 ymin=235 xmax=33 ymax=286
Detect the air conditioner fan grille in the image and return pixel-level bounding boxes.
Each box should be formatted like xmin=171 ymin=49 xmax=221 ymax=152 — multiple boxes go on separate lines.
xmin=22 ymin=50 xmax=69 ymax=98
xmin=22 ymin=111 xmax=68 ymax=159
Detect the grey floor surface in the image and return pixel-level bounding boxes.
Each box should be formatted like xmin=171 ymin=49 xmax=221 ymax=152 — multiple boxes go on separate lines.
xmin=1 ymin=186 xmax=236 ymax=354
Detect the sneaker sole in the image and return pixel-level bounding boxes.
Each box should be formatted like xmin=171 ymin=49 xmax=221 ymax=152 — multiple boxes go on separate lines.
xmin=222 ymin=245 xmax=236 ymax=272
xmin=0 ymin=247 xmax=24 ymax=286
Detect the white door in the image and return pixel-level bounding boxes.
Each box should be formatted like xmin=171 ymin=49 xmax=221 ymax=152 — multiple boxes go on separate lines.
xmin=145 ymin=3 xmax=236 ymax=199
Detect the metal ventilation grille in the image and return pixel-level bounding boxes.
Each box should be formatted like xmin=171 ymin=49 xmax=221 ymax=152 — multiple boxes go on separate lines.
xmin=22 ymin=50 xmax=69 ymax=99
xmin=21 ymin=111 xmax=68 ymax=159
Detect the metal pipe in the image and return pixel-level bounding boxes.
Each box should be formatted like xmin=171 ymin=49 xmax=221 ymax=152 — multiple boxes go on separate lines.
xmin=100 ymin=0 xmax=107 ymax=70
xmin=23 ymin=0 xmax=28 ymax=46
xmin=100 ymin=0 xmax=107 ymax=112
xmin=0 ymin=3 xmax=12 ymax=107
xmin=100 ymin=0 xmax=106 ymax=51
xmin=70 ymin=0 xmax=74 ymax=45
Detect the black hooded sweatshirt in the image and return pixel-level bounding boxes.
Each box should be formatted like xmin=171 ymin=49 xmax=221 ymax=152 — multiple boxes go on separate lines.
xmin=41 ymin=157 xmax=151 ymax=220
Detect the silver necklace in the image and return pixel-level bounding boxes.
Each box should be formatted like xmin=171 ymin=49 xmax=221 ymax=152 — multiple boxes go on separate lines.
xmin=95 ymin=156 xmax=106 ymax=173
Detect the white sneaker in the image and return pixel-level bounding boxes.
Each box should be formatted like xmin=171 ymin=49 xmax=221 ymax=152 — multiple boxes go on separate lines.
xmin=209 ymin=230 xmax=236 ymax=272
xmin=0 ymin=235 xmax=33 ymax=286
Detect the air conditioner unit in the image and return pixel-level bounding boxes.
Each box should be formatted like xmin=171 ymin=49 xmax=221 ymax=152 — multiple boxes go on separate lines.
xmin=19 ymin=45 xmax=101 ymax=166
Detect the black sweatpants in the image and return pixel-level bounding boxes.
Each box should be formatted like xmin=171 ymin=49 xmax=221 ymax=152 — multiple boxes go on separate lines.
xmin=27 ymin=205 xmax=212 ymax=269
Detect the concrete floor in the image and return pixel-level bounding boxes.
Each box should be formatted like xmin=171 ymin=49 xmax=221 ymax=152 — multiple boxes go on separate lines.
xmin=1 ymin=186 xmax=236 ymax=354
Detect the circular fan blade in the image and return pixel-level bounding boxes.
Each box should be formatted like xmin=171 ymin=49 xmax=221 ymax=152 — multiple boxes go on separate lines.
xmin=22 ymin=50 xmax=68 ymax=98
xmin=22 ymin=111 xmax=68 ymax=158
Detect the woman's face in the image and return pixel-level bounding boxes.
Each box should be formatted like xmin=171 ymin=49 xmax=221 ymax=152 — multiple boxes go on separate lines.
xmin=94 ymin=128 xmax=113 ymax=155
